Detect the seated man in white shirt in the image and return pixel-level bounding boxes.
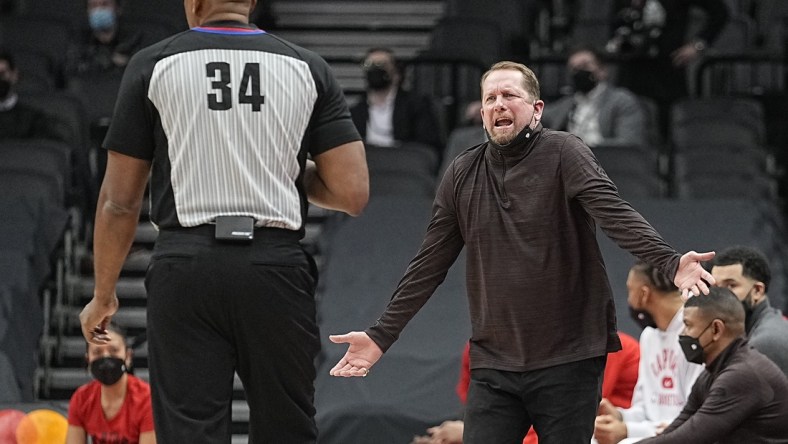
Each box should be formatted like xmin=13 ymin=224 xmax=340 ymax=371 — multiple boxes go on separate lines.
xmin=593 ymin=262 xmax=704 ymax=444
xmin=349 ymin=47 xmax=442 ymax=155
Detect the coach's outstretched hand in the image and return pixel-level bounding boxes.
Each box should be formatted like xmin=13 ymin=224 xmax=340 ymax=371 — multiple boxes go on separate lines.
xmin=329 ymin=332 xmax=383 ymax=377
xmin=674 ymin=251 xmax=716 ymax=300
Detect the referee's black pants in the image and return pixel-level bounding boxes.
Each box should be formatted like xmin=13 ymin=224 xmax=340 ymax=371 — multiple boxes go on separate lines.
xmin=145 ymin=226 xmax=320 ymax=443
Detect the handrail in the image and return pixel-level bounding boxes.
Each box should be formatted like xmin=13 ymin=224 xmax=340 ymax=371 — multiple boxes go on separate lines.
xmin=693 ymin=52 xmax=785 ymax=97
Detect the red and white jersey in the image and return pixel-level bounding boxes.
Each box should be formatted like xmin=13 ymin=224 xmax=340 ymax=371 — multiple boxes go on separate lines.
xmin=620 ymin=308 xmax=704 ymax=438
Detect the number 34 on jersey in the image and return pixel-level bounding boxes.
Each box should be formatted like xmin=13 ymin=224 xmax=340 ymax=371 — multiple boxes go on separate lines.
xmin=205 ymin=62 xmax=266 ymax=112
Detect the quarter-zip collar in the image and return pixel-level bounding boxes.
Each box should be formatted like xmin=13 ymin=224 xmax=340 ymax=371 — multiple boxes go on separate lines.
xmin=484 ymin=123 xmax=544 ymax=209
xmin=706 ymin=337 xmax=745 ymax=379
xmin=486 ymin=123 xmax=543 ymax=165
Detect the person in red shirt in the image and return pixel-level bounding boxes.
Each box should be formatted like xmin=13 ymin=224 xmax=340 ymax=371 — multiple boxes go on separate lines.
xmin=66 ymin=324 xmax=155 ymax=444
xmin=414 ymin=332 xmax=640 ymax=444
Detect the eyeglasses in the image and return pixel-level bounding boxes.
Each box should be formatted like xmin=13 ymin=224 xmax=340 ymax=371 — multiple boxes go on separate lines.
xmin=361 ymin=60 xmax=391 ymax=71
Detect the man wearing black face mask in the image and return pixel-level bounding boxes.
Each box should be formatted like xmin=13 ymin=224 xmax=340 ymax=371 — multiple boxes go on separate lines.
xmin=638 ymin=287 xmax=788 ymax=443
xmin=595 ymin=262 xmax=703 ymax=444
xmin=66 ymin=323 xmax=156 ymax=444
xmin=541 ymin=46 xmax=646 ymax=148
xmin=350 ymin=47 xmax=443 ymax=157
xmin=0 ymin=50 xmax=64 ymax=141
xmin=710 ymin=246 xmax=788 ymax=376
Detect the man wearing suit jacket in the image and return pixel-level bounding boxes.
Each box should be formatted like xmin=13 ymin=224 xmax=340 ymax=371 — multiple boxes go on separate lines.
xmin=350 ymin=48 xmax=443 ymax=156
xmin=541 ymin=46 xmax=647 ymax=148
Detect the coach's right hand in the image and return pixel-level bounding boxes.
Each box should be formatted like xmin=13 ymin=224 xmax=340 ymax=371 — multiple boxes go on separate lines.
xmin=328 ymin=332 xmax=383 ymax=377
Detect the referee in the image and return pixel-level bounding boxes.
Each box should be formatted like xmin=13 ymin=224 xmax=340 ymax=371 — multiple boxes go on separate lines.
xmin=78 ymin=0 xmax=369 ymax=442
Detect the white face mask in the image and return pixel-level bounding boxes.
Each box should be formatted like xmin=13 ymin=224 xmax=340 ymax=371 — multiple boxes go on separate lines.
xmin=89 ymin=7 xmax=116 ymax=31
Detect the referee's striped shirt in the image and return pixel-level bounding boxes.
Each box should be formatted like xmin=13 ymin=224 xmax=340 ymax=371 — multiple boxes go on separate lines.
xmin=104 ymin=21 xmax=361 ymax=234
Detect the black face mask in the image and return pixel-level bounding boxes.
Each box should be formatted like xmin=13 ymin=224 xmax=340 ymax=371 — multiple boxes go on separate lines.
xmin=629 ymin=306 xmax=657 ymax=329
xmin=365 ymin=66 xmax=392 ymax=91
xmin=678 ymin=321 xmax=714 ymax=365
xmin=90 ymin=356 xmax=127 ymax=386
xmin=571 ymin=69 xmax=598 ymax=94
xmin=742 ymin=287 xmax=756 ymax=332
xmin=0 ymin=78 xmax=12 ymax=100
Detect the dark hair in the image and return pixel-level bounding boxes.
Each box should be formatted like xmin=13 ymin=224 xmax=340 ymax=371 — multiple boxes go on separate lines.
xmin=0 ymin=48 xmax=16 ymax=71
xmin=85 ymin=322 xmax=129 ymax=352
xmin=711 ymin=246 xmax=771 ymax=291
xmin=631 ymin=261 xmax=677 ymax=293
xmin=684 ymin=287 xmax=745 ymax=334
xmin=363 ymin=47 xmax=400 ymax=73
xmin=567 ymin=44 xmax=607 ymax=65
xmin=87 ymin=0 xmax=122 ymax=8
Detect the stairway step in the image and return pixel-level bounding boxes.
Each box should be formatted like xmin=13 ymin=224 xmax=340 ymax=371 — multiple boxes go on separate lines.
xmin=70 ymin=276 xmax=147 ymax=302
xmin=57 ymin=335 xmax=149 ymax=363
xmin=273 ymin=1 xmax=443 ymax=30
xmin=56 ymin=305 xmax=148 ymax=335
xmin=327 ymin=62 xmax=366 ymax=95
xmin=122 ymin=249 xmax=153 ymax=274
xmin=274 ymin=30 xmax=430 ymax=61
xmin=134 ymin=223 xmax=158 ymax=244
xmin=231 ymin=400 xmax=250 ymax=423
xmin=45 ymin=367 xmax=149 ymax=393
xmin=43 ymin=367 xmax=246 ymax=398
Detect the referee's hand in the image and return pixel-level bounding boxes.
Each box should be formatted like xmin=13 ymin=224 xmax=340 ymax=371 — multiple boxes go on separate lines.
xmin=79 ymin=294 xmax=119 ymax=345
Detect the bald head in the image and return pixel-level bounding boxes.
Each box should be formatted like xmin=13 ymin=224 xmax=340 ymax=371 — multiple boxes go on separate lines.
xmin=184 ymin=0 xmax=257 ymax=27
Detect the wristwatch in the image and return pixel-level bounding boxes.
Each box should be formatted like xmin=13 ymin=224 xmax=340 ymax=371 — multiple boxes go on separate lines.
xmin=692 ymin=39 xmax=707 ymax=52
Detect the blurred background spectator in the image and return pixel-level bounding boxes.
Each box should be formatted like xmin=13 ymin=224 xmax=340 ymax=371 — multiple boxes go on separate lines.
xmin=0 ymin=49 xmax=65 ymax=141
xmin=351 ymin=47 xmax=443 ymax=160
xmin=66 ymin=0 xmax=144 ymax=76
xmin=541 ymin=45 xmax=647 ymax=148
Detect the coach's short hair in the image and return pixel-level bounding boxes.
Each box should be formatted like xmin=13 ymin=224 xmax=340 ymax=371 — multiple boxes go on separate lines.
xmin=480 ymin=61 xmax=540 ymax=102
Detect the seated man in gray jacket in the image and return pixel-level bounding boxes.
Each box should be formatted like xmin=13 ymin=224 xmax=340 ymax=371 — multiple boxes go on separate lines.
xmin=541 ymin=45 xmax=647 ymax=148
xmin=710 ymin=245 xmax=788 ymax=376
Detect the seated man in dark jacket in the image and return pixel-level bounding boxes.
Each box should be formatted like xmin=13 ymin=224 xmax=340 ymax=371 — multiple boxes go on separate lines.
xmin=351 ymin=48 xmax=442 ymax=156
xmin=639 ymin=287 xmax=788 ymax=444
xmin=0 ymin=49 xmax=64 ymax=141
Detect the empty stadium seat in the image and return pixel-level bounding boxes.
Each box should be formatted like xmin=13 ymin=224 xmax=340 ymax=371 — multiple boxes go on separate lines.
xmin=403 ymin=57 xmax=487 ymax=133
xmin=670 ymin=97 xmax=766 ymax=149
xmin=0 ymin=16 xmax=73 ymax=78
xmin=424 ymin=17 xmax=502 ymax=67
xmin=366 ymin=143 xmax=440 ymax=177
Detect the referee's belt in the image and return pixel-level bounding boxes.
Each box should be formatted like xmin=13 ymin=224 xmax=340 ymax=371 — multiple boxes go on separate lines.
xmin=160 ymin=222 xmax=300 ymax=243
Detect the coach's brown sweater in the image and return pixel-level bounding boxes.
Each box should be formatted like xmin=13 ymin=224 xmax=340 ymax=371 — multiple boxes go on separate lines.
xmin=366 ymin=124 xmax=681 ymax=372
